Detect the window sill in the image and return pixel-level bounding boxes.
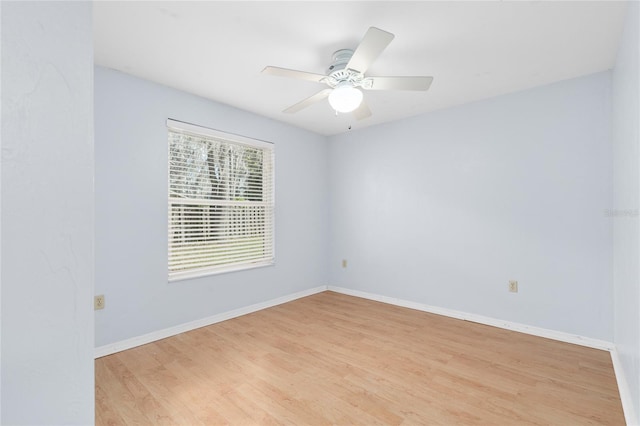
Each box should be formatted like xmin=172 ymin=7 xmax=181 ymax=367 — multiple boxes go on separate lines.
xmin=168 ymin=260 xmax=275 ymax=282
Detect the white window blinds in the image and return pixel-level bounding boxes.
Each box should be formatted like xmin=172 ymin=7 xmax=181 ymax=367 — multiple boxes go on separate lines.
xmin=167 ymin=119 xmax=274 ymax=281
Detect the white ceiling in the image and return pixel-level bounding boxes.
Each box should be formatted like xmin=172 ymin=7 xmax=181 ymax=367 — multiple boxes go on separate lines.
xmin=94 ymin=1 xmax=627 ymax=136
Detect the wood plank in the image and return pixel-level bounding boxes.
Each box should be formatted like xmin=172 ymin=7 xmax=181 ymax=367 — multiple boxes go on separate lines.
xmin=96 ymin=291 xmax=625 ymax=425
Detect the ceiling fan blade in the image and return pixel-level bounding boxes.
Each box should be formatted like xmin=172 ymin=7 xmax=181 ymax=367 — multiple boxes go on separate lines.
xmin=346 ymin=27 xmax=395 ymax=74
xmin=283 ymin=89 xmax=333 ymax=114
xmin=366 ymin=76 xmax=433 ymax=91
xmin=352 ymin=101 xmax=372 ymax=121
xmin=262 ymin=66 xmax=326 ymax=83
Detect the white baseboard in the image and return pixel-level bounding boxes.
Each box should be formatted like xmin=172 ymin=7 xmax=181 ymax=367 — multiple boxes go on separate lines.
xmin=98 ymin=284 xmax=615 ymax=358
xmin=95 ymin=285 xmax=328 ymax=358
xmin=610 ymin=347 xmax=639 ymax=426
xmin=327 ymin=286 xmax=614 ymax=351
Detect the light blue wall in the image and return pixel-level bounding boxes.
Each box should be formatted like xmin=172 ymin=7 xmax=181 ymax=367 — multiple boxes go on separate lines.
xmin=1 ymin=2 xmax=95 ymax=424
xmin=94 ymin=66 xmax=329 ymax=347
xmin=328 ymin=72 xmax=613 ymax=341
xmin=612 ymin=2 xmax=640 ymax=424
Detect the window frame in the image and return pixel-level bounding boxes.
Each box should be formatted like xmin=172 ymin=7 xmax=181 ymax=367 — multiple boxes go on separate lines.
xmin=167 ymin=119 xmax=275 ymax=281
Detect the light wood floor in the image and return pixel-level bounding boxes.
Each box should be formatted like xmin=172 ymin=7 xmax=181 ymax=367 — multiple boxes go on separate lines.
xmin=96 ymin=291 xmax=625 ymax=425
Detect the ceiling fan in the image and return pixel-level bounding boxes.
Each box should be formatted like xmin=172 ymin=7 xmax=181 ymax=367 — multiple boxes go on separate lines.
xmin=262 ymin=27 xmax=433 ymax=120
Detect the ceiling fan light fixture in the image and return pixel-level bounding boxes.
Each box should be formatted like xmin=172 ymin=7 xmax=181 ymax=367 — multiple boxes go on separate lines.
xmin=328 ymin=83 xmax=363 ymax=113
xmin=263 ymin=27 xmax=432 ymax=122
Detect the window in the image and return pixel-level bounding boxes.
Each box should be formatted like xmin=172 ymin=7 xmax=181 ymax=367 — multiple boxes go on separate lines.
xmin=167 ymin=119 xmax=274 ymax=281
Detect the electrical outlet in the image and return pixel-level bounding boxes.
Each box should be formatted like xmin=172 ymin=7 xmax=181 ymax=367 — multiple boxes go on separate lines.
xmin=509 ymin=281 xmax=518 ymax=293
xmin=94 ymin=295 xmax=105 ymax=310
xmin=342 ymin=259 xmax=347 ymax=268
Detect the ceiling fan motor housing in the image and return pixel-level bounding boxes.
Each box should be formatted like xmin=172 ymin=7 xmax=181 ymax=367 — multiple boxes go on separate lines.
xmin=327 ymin=49 xmax=353 ymax=73
xmin=326 ymin=49 xmax=368 ymax=89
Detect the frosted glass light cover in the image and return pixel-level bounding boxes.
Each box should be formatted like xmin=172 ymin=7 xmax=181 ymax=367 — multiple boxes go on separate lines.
xmin=328 ymin=85 xmax=363 ymax=113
